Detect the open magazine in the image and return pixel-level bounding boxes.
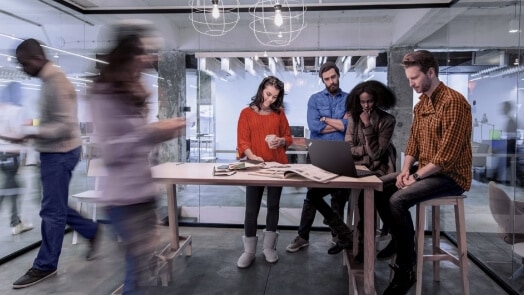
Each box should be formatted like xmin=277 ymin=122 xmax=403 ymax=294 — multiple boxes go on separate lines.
xmin=212 ymin=161 xmax=294 ymax=176
xmin=249 ymin=164 xmax=339 ymax=183
xmin=212 ymin=165 xmax=237 ymax=176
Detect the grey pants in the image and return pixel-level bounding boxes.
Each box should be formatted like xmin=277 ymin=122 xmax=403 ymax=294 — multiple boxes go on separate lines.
xmin=0 ymin=153 xmax=21 ymax=227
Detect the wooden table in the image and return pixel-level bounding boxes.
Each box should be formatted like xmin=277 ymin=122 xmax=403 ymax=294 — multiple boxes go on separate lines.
xmin=151 ymin=162 xmax=383 ymax=295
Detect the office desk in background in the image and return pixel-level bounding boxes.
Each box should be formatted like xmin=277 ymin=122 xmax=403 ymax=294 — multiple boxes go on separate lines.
xmin=151 ymin=162 xmax=382 ymax=295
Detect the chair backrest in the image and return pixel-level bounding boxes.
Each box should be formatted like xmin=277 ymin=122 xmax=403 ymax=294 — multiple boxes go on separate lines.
xmin=473 ymin=143 xmax=490 ymax=167
xmin=488 ymin=181 xmax=524 ymax=244
xmin=87 ymin=158 xmax=108 ymax=190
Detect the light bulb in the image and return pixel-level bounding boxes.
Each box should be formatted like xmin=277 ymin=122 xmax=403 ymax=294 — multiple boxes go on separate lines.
xmin=274 ymin=5 xmax=283 ymax=27
xmin=211 ymin=2 xmax=220 ymax=19
xmin=509 ymin=18 xmax=520 ymax=33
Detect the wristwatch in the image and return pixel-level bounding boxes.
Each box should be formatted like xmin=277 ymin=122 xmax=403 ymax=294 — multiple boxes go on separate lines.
xmin=320 ymin=117 xmax=326 ymax=122
xmin=412 ymin=173 xmax=421 ymax=181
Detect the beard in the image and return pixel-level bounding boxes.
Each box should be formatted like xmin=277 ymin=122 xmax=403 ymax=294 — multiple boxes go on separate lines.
xmin=415 ymin=76 xmax=432 ymax=94
xmin=326 ymin=82 xmax=339 ymax=95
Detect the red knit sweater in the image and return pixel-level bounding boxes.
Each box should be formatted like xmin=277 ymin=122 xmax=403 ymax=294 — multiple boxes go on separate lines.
xmin=237 ymin=107 xmax=292 ymax=164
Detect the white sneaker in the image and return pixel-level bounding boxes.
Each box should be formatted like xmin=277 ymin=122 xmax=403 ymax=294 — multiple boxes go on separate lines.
xmin=12 ymin=222 xmax=34 ymax=235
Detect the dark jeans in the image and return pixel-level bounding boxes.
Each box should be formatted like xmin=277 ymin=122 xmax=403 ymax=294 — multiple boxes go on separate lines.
xmin=244 ymin=186 xmax=282 ymax=237
xmin=33 ymin=147 xmax=98 ymax=271
xmin=297 ymin=188 xmax=349 ymax=240
xmin=388 ymin=173 xmax=464 ymax=267
xmin=108 ymin=200 xmax=158 ymax=295
xmin=0 ymin=153 xmax=21 ymax=226
xmin=303 ymin=188 xmax=347 ymax=225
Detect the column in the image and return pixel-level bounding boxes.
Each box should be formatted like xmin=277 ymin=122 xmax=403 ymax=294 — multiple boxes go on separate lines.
xmin=157 ymin=50 xmax=186 ymax=164
xmin=387 ymin=47 xmax=414 ymax=169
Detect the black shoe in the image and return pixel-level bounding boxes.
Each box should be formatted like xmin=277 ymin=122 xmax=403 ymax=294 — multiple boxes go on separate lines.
xmin=377 ymin=240 xmax=396 ymax=260
xmin=13 ymin=268 xmax=57 ymax=289
xmin=86 ymin=224 xmax=101 ymax=261
xmin=328 ymin=241 xmax=352 ymax=255
xmin=383 ymin=264 xmax=416 ymax=295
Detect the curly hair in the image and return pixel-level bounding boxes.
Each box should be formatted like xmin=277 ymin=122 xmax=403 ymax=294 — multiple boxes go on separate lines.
xmin=249 ymin=76 xmax=285 ymax=113
xmin=345 ymin=80 xmax=396 ymax=123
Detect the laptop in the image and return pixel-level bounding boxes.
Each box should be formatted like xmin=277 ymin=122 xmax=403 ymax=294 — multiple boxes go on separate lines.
xmin=307 ymin=139 xmax=376 ymax=178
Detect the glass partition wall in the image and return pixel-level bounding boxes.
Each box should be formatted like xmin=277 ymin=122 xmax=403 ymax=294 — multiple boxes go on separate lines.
xmin=0 ymin=1 xmax=523 ymax=293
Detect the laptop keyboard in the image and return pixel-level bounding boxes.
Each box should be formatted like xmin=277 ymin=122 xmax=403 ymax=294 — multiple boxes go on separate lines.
xmin=356 ymin=169 xmax=375 ymax=177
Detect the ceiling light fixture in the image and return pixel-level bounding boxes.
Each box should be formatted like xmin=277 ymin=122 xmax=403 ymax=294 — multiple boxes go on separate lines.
xmin=509 ymin=3 xmax=521 ymax=33
xmin=189 ymin=0 xmax=240 ymax=37
xmin=250 ymin=0 xmax=307 ymax=47
xmin=211 ymin=0 xmax=220 ymax=19
xmin=274 ymin=3 xmax=283 ymax=27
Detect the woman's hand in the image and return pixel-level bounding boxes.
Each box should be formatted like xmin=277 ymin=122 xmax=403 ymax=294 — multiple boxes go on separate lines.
xmin=269 ymin=137 xmax=285 ymax=149
xmin=249 ymin=155 xmax=264 ymax=162
xmin=360 ymin=111 xmax=371 ymax=127
xmin=154 ymin=118 xmax=186 ymax=137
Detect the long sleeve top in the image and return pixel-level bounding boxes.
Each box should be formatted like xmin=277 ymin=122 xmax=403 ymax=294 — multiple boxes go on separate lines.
xmin=345 ymin=108 xmax=397 ymax=176
xmin=237 ymin=107 xmax=292 ymax=164
xmin=33 ymin=62 xmax=81 ymax=153
xmin=405 ymin=82 xmax=472 ymax=191
xmin=306 ymin=88 xmax=348 ymax=140
xmin=90 ymin=82 xmax=177 ymax=206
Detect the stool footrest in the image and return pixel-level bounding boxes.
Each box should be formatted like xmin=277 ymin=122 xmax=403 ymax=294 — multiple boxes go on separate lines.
xmin=415 ymin=195 xmax=469 ymax=295
xmin=423 ymin=253 xmax=456 ymax=263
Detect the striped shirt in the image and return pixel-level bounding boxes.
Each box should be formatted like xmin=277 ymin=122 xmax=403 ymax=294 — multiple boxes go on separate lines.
xmin=237 ymin=107 xmax=292 ymax=164
xmin=405 ymin=82 xmax=472 ymax=191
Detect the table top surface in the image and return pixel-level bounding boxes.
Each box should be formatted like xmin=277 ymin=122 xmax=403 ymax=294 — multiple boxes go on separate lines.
xmin=0 ymin=143 xmax=26 ymax=153
xmin=151 ymin=162 xmax=383 ymax=190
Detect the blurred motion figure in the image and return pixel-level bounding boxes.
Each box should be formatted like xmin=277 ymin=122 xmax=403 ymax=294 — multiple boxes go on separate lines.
xmin=13 ymin=39 xmax=99 ymax=289
xmin=0 ymin=81 xmax=33 ymax=235
xmin=90 ymin=23 xmax=185 ymax=294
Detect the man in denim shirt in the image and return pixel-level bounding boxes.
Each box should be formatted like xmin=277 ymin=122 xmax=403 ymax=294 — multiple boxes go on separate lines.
xmin=287 ymin=62 xmax=351 ymax=254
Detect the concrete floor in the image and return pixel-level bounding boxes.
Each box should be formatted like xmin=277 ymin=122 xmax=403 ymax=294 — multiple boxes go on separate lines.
xmin=0 ymin=225 xmax=511 ymax=295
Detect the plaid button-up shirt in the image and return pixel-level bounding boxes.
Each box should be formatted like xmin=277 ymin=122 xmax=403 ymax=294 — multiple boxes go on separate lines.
xmin=405 ymin=82 xmax=472 ymax=191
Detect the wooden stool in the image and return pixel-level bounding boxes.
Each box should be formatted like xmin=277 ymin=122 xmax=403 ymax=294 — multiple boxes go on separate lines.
xmin=415 ymin=195 xmax=469 ymax=295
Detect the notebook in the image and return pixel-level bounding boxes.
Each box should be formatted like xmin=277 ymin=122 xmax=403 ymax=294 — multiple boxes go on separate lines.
xmin=307 ymin=139 xmax=376 ymax=178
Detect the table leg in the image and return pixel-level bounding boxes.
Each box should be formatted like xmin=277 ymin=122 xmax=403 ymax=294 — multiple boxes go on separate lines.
xmin=363 ymin=188 xmax=376 ymax=295
xmin=167 ymin=183 xmax=180 ymax=251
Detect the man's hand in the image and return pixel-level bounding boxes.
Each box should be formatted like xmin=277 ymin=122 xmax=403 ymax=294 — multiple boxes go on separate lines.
xmin=396 ymin=170 xmax=412 ymax=189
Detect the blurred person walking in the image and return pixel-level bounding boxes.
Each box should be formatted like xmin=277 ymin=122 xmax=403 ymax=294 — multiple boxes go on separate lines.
xmin=0 ymin=81 xmax=33 ymax=235
xmin=90 ymin=28 xmax=185 ymax=294
xmin=236 ymin=76 xmax=292 ymax=268
xmin=12 ymin=39 xmax=99 ymax=289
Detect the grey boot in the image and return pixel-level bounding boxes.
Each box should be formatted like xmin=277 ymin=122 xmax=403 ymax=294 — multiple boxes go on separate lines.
xmin=262 ymin=230 xmax=279 ymax=263
xmin=237 ymin=236 xmax=258 ymax=268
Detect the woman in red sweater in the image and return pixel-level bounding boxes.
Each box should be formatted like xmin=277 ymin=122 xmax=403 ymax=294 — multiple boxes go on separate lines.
xmin=236 ymin=76 xmax=292 ymax=268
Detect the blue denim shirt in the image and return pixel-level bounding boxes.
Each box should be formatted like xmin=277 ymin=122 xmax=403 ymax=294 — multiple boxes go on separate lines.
xmin=307 ymin=88 xmax=348 ymax=141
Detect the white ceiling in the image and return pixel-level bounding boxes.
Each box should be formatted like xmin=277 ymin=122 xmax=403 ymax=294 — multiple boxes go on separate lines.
xmin=0 ymin=0 xmax=522 ymax=77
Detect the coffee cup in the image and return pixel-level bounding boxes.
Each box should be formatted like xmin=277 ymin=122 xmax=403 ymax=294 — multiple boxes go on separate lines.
xmin=265 ymin=134 xmax=277 ymax=148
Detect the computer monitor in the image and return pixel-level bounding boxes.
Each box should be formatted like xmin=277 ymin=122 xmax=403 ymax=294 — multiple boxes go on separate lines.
xmin=290 ymin=126 xmax=305 ymax=138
